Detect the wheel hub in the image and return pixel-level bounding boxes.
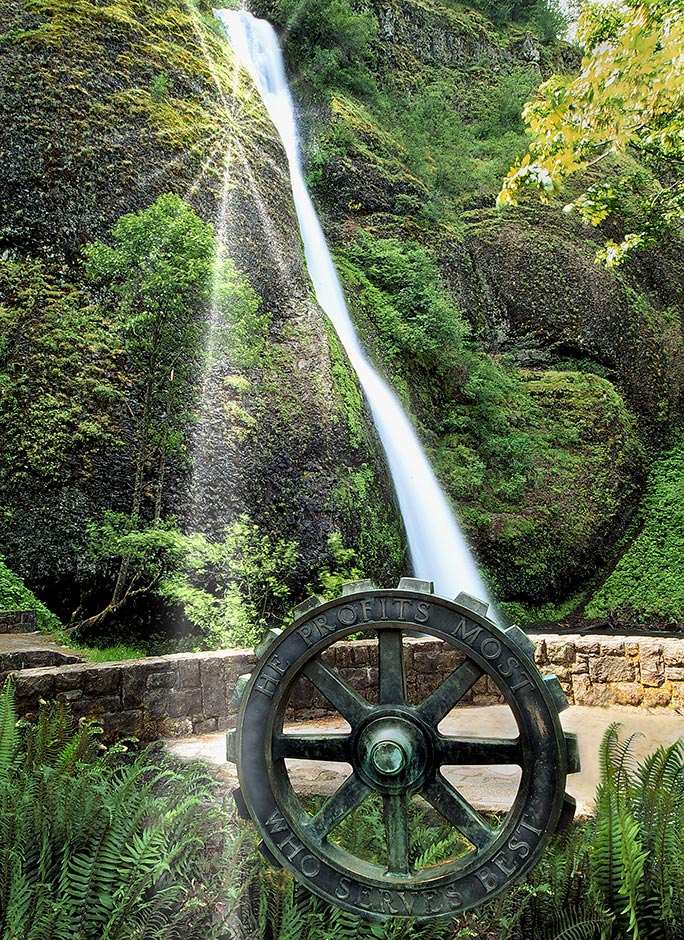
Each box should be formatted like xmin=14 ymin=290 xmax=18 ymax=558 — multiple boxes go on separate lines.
xmin=355 ymin=714 xmax=430 ymax=792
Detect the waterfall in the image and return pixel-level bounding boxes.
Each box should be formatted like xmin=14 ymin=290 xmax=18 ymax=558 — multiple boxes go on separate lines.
xmin=216 ymin=9 xmax=494 ymax=611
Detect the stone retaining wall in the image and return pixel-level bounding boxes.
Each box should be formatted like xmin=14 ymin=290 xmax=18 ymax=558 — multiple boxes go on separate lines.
xmin=535 ymin=634 xmax=684 ymax=710
xmin=0 ymin=610 xmax=37 ymax=633
xmin=8 ymin=634 xmax=684 ymax=741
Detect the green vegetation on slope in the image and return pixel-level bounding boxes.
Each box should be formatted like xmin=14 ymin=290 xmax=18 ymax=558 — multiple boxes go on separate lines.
xmin=0 ymin=556 xmax=62 ymax=632
xmin=586 ymin=435 xmax=684 ymax=626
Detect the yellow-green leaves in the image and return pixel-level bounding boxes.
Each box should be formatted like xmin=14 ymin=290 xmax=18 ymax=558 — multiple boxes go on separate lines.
xmin=498 ymin=0 xmax=684 ymax=264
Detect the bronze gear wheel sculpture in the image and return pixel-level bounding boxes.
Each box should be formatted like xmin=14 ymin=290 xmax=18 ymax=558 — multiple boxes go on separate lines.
xmin=227 ymin=579 xmax=580 ymax=923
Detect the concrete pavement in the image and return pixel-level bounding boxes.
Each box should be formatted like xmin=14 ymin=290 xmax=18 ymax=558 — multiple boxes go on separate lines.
xmin=166 ymin=703 xmax=684 ymax=817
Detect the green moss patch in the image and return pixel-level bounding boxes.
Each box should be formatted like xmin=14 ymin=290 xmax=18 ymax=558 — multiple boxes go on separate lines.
xmin=586 ymin=436 xmax=684 ymax=626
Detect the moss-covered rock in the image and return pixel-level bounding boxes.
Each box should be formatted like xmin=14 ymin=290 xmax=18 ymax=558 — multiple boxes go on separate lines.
xmin=290 ymin=0 xmax=684 ymax=621
xmin=0 ymin=0 xmax=404 ymax=631
xmin=447 ymin=206 xmax=684 ymax=441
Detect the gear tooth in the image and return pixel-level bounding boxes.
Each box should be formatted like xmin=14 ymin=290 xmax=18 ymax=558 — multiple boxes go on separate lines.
xmin=292 ymin=594 xmax=327 ymax=620
xmin=564 ymin=732 xmax=581 ymax=774
xmin=504 ymin=624 xmax=537 ymax=659
xmin=341 ymin=579 xmax=376 ymax=595
xmin=233 ymin=787 xmax=251 ymax=820
xmin=258 ymin=841 xmax=282 ymax=869
xmin=231 ymin=673 xmax=251 ymax=707
xmin=226 ymin=729 xmax=237 ymax=763
xmin=398 ymin=577 xmax=434 ymax=594
xmin=255 ymin=628 xmax=283 ymax=660
xmin=454 ymin=591 xmax=489 ymax=618
xmin=543 ymin=673 xmax=569 ymax=713
xmin=556 ymin=793 xmax=577 ymax=831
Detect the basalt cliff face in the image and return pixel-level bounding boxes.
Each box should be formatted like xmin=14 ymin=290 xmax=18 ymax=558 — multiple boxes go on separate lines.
xmin=2 ymin=0 xmax=683 ymax=635
xmin=0 ymin=0 xmax=403 ymax=631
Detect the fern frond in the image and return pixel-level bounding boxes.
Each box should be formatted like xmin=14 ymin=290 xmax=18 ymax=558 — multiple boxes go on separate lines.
xmin=0 ymin=677 xmax=19 ymax=776
xmin=544 ymin=910 xmax=610 ymax=940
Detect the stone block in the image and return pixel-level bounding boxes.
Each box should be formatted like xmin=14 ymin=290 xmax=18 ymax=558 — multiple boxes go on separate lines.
xmin=333 ymin=644 xmax=355 ymax=669
xmin=164 ymin=691 xmax=191 ymax=719
xmin=577 ymin=639 xmax=600 ymax=656
xmin=532 ymin=638 xmax=547 ymax=664
xmin=143 ymin=686 xmax=174 ymax=716
xmin=102 ymin=710 xmax=142 ymax=739
xmin=183 ymin=688 xmax=203 ymax=716
xmin=546 ymin=640 xmax=576 ymax=664
xmin=663 ymin=640 xmax=684 ymax=668
xmin=122 ymin=668 xmax=147 ymax=708
xmin=55 ymin=667 xmax=87 ymax=692
xmin=82 ymin=665 xmax=121 ymax=696
xmin=639 ymin=640 xmax=664 ymax=687
xmin=14 ymin=670 xmax=57 ymax=700
xmin=644 ymin=684 xmax=672 ymax=708
xmin=571 ymin=659 xmax=589 ymax=675
xmin=146 ymin=668 xmax=178 ymax=690
xmin=600 ymin=638 xmax=625 ymax=657
xmin=541 ymin=664 xmax=571 ymax=682
xmin=572 ymin=674 xmax=611 ymax=706
xmin=177 ymin=658 xmax=201 ymax=690
xmin=161 ymin=717 xmax=193 ymax=737
xmin=664 ymin=666 xmax=684 ymax=681
xmin=0 ymin=610 xmax=37 ymax=633
xmin=200 ymin=658 xmax=229 ymax=717
xmin=589 ymin=656 xmax=635 ymax=683
xmin=78 ymin=694 xmax=122 ymax=716
xmin=670 ymin=684 xmax=684 ymax=711
xmin=625 ymin=641 xmax=640 ymax=656
xmin=612 ymin=683 xmax=643 ymax=707
xmin=192 ymin=717 xmax=218 ymax=734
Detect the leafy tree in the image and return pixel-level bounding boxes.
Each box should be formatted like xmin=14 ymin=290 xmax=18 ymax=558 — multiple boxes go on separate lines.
xmin=468 ymin=0 xmax=567 ymax=37
xmin=498 ymin=0 xmax=684 ymax=264
xmin=78 ymin=512 xmax=298 ymax=648
xmin=84 ymin=194 xmax=215 ymax=527
xmin=158 ymin=516 xmax=299 ymax=648
xmin=78 ymin=195 xmax=266 ymax=634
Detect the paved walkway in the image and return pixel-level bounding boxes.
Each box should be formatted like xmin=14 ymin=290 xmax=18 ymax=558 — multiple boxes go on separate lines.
xmin=167 ymin=704 xmax=684 ymax=817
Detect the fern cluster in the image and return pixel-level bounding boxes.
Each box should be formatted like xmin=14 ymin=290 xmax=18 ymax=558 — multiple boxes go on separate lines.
xmin=244 ymin=726 xmax=684 ymax=940
xmin=4 ymin=679 xmax=684 ymax=940
xmin=586 ymin=724 xmax=684 ymax=940
xmin=0 ymin=679 xmax=247 ymax=940
xmin=478 ymin=724 xmax=684 ymax=940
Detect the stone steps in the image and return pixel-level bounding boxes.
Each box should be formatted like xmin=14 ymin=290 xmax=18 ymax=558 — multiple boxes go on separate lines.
xmin=0 ymin=611 xmax=82 ymax=683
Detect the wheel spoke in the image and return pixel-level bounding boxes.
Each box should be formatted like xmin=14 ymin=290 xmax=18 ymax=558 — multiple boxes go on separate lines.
xmin=378 ymin=629 xmax=406 ymax=705
xmin=273 ymin=733 xmax=352 ymax=763
xmin=302 ymin=658 xmax=371 ymax=726
xmin=383 ymin=792 xmax=411 ymax=875
xmin=306 ymin=773 xmax=372 ymax=840
xmin=437 ymin=736 xmax=523 ymax=767
xmin=417 ymin=660 xmax=483 ymax=726
xmin=422 ymin=775 xmax=496 ymax=852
